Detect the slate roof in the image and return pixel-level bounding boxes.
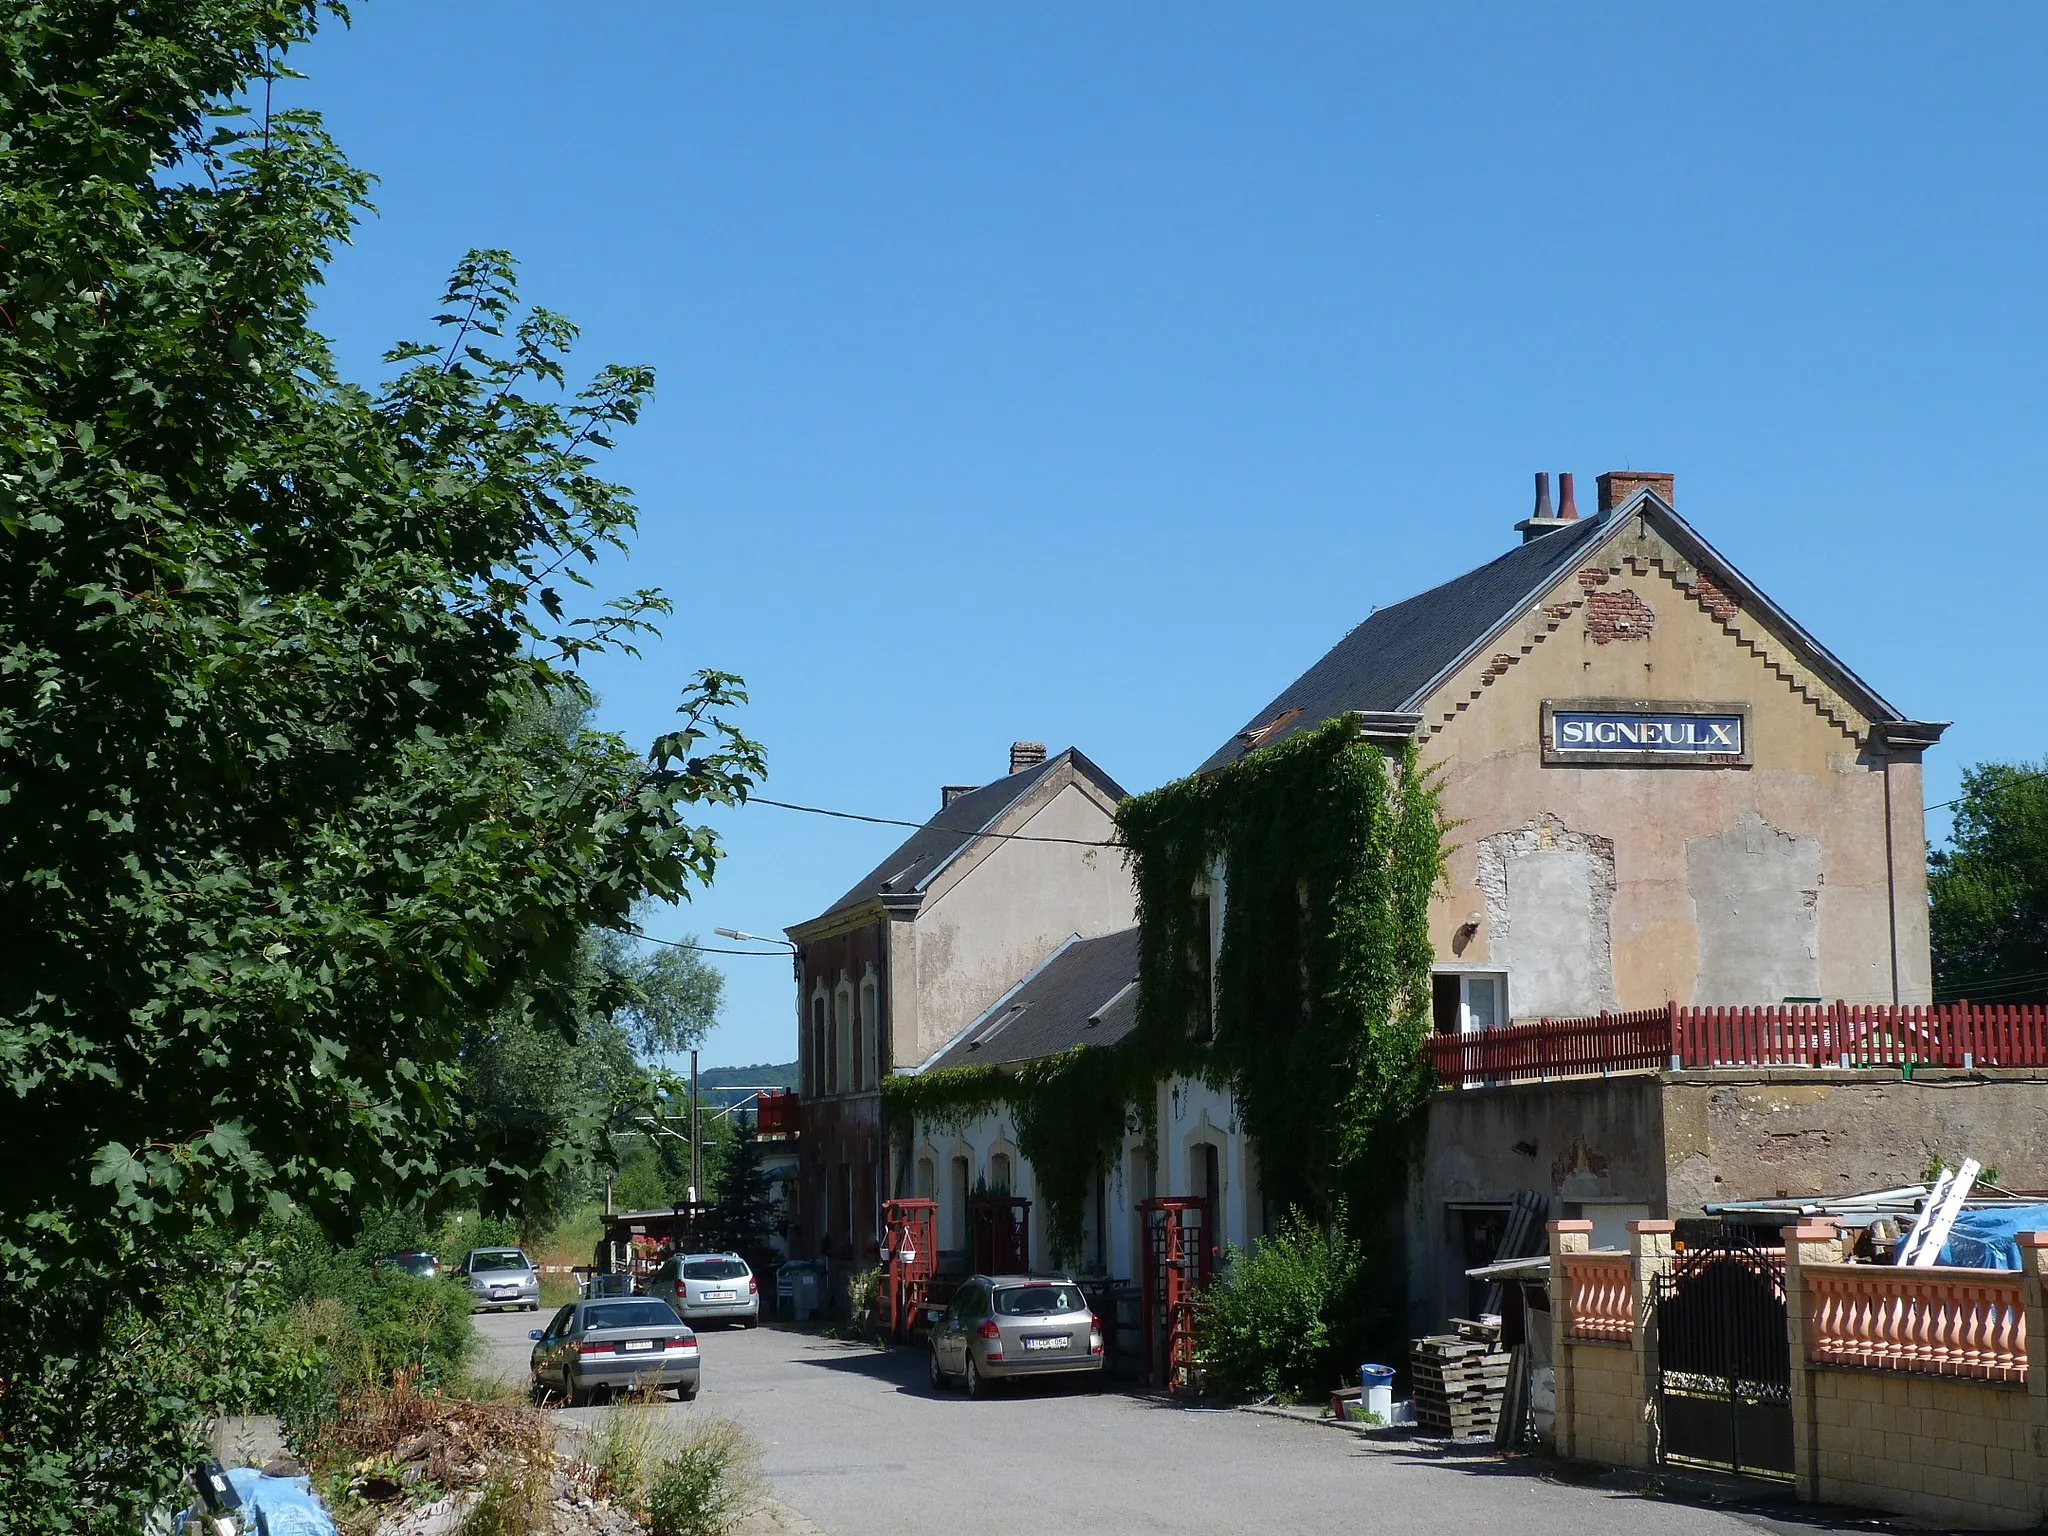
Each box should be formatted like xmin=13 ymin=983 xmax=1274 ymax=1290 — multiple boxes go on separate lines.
xmin=1199 ymin=513 xmax=1615 ymax=773
xmin=919 ymin=928 xmax=1141 ymax=1073
xmin=1198 ymin=494 xmax=1917 ymax=774
xmin=806 ymin=748 xmax=1127 ymax=925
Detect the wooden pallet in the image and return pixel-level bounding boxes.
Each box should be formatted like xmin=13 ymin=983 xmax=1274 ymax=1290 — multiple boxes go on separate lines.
xmin=1411 ymin=1334 xmax=1508 ymax=1438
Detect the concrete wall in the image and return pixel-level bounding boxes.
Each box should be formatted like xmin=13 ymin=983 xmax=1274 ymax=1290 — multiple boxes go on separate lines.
xmin=1420 ymin=512 xmax=1931 ymax=1010
xmin=1661 ymin=1068 xmax=2048 ymax=1216
xmin=1411 ymin=1075 xmax=1665 ymax=1328
xmin=898 ymin=774 xmax=1134 ymax=1066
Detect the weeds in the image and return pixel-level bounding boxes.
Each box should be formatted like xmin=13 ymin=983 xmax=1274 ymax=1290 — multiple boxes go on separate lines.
xmin=645 ymin=1419 xmax=764 ymax=1536
xmin=574 ymin=1393 xmax=765 ymax=1534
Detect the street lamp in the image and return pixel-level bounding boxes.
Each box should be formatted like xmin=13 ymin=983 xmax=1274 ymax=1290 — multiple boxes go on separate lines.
xmin=715 ymin=927 xmax=797 ymax=951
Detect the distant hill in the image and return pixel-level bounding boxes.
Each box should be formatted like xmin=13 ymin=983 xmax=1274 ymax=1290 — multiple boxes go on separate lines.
xmin=696 ymin=1061 xmax=797 ymax=1112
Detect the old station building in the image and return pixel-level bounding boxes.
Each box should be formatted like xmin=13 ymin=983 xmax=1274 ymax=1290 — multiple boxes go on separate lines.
xmin=1197 ymin=470 xmax=1976 ymax=1327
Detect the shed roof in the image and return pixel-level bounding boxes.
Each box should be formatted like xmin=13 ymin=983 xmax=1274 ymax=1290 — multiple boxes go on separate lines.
xmin=918 ymin=927 xmax=1141 ymax=1073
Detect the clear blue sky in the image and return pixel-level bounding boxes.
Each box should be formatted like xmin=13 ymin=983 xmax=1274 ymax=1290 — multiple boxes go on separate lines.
xmin=298 ymin=5 xmax=2048 ymax=1069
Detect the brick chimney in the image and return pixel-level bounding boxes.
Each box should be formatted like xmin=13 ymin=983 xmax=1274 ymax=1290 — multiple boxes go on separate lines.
xmin=1596 ymin=470 xmax=1675 ymax=513
xmin=1009 ymin=741 xmax=1047 ymax=776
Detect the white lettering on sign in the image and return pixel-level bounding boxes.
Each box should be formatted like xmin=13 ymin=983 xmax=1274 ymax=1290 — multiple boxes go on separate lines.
xmin=1552 ymin=711 xmax=1743 ymax=756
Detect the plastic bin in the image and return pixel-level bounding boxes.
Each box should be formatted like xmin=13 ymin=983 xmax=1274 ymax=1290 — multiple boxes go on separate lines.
xmin=777 ymin=1261 xmax=826 ymax=1322
xmin=1359 ymin=1364 xmax=1395 ymax=1422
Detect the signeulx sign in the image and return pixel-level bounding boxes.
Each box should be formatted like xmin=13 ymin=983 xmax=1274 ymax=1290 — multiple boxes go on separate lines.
xmin=1542 ymin=700 xmax=1751 ymax=767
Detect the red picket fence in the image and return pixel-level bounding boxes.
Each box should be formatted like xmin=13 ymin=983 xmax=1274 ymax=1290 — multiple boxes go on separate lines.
xmin=1425 ymin=999 xmax=2048 ymax=1088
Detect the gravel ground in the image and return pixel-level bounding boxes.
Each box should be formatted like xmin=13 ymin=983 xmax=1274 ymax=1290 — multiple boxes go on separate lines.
xmin=472 ymin=1310 xmax=1875 ymax=1536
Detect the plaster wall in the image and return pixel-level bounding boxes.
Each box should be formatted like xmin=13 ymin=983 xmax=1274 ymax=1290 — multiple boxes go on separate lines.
xmin=1420 ymin=516 xmax=1926 ymax=1010
xmin=903 ymin=779 xmax=1133 ymax=1065
xmin=1660 ymin=1069 xmax=2048 ymax=1215
xmin=909 ymin=1074 xmax=1255 ymax=1286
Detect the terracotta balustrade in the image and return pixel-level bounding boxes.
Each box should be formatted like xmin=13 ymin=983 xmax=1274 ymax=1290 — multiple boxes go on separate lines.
xmin=1562 ymin=1252 xmax=1634 ymax=1342
xmin=1803 ymin=1262 xmax=2027 ymax=1384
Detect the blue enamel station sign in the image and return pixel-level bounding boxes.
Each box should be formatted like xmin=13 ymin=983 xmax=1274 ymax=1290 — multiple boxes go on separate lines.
xmin=1551 ymin=711 xmax=1743 ymax=755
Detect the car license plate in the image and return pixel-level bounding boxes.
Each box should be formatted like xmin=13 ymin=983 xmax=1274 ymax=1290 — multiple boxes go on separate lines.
xmin=618 ymin=1339 xmax=656 ymax=1353
xmin=1023 ymin=1336 xmax=1070 ymax=1351
xmin=704 ymin=1289 xmax=736 ymax=1301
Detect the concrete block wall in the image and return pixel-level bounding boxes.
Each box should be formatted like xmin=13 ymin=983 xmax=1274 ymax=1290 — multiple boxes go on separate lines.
xmin=1783 ymin=1223 xmax=2048 ymax=1530
xmin=1807 ymin=1369 xmax=2035 ymax=1529
xmin=1547 ymin=1219 xmax=1656 ymax=1469
xmin=1549 ymin=1218 xmax=2048 ymax=1531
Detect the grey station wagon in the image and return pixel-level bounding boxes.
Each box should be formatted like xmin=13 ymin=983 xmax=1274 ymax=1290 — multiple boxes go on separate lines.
xmin=929 ymin=1275 xmax=1103 ymax=1397
xmin=529 ymin=1298 xmax=701 ymax=1405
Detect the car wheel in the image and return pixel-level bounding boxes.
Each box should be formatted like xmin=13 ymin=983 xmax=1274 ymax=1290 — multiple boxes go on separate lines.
xmin=929 ymin=1349 xmax=950 ymax=1391
xmin=676 ymin=1382 xmax=698 ymax=1403
xmin=964 ymin=1354 xmax=989 ymax=1399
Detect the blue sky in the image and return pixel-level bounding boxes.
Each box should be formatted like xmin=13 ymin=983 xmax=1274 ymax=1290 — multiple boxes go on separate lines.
xmin=298 ymin=5 xmax=2048 ymax=1069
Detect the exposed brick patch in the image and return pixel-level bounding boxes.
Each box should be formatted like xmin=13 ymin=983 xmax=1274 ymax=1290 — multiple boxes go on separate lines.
xmin=1577 ymin=567 xmax=1611 ymax=591
xmin=1546 ymin=603 xmax=1577 ymax=621
xmin=1584 ymin=587 xmax=1656 ymax=644
xmin=1482 ymin=652 xmax=1516 ymax=682
xmin=1694 ymin=570 xmax=1739 ymax=623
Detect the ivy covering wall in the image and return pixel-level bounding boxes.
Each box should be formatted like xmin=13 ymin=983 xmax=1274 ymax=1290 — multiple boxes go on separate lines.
xmin=882 ymin=715 xmax=1445 ymax=1259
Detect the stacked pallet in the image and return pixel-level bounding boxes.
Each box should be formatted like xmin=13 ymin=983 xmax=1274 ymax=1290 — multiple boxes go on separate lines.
xmin=1410 ymin=1333 xmax=1508 ymax=1439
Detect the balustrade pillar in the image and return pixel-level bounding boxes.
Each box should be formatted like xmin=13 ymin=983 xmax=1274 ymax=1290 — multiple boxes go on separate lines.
xmin=2019 ymin=1231 xmax=2048 ymax=1519
xmin=1627 ymin=1220 xmax=1674 ymax=1466
xmin=1782 ymin=1220 xmax=1841 ymax=1502
xmin=1548 ymin=1219 xmax=1593 ymax=1461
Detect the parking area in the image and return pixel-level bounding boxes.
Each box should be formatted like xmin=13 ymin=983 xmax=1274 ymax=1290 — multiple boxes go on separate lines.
xmin=473 ymin=1310 xmax=1864 ymax=1536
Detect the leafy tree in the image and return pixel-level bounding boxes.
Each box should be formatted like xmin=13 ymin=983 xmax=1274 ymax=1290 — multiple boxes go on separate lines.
xmin=0 ymin=5 xmax=761 ymax=1525
xmin=1930 ymin=762 xmax=2048 ymax=1003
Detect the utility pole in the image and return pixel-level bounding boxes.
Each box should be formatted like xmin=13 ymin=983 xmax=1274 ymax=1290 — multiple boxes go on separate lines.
xmin=690 ymin=1047 xmax=701 ymax=1206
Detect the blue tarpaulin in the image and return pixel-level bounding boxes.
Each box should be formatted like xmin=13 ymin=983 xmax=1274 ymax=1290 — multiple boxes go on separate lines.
xmin=1914 ymin=1205 xmax=2048 ymax=1271
xmin=176 ymin=1468 xmax=337 ymax=1536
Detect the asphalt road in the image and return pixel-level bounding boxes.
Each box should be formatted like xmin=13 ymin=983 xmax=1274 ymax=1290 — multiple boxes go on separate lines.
xmin=472 ymin=1310 xmax=1865 ymax=1536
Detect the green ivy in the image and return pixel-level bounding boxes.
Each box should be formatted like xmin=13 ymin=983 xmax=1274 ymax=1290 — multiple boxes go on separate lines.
xmin=884 ymin=715 xmax=1444 ymax=1261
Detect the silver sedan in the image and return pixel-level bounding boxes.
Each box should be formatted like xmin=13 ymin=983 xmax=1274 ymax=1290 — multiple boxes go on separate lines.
xmin=529 ymin=1298 xmax=701 ymax=1405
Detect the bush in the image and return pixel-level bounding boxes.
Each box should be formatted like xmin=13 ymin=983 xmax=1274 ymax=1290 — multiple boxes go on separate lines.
xmin=1196 ymin=1207 xmax=1368 ymax=1401
xmin=644 ymin=1420 xmax=764 ymax=1536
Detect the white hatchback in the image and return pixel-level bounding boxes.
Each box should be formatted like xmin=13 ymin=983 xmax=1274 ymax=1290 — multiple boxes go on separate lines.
xmin=650 ymin=1252 xmax=759 ymax=1326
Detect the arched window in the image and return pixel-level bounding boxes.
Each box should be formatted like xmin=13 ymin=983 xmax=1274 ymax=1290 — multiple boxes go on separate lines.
xmin=916 ymin=1157 xmax=936 ymax=1201
xmin=989 ymin=1152 xmax=1013 ymax=1195
xmin=834 ymin=982 xmax=854 ymax=1096
xmin=808 ymin=992 xmax=828 ymax=1100
xmin=859 ymin=972 xmax=880 ymax=1091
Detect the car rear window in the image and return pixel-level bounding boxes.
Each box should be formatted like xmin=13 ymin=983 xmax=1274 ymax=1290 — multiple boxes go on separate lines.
xmin=993 ymin=1284 xmax=1083 ymax=1316
xmin=683 ymin=1258 xmax=749 ymax=1280
xmin=471 ymin=1250 xmax=529 ymax=1273
xmin=583 ymin=1301 xmax=679 ymax=1330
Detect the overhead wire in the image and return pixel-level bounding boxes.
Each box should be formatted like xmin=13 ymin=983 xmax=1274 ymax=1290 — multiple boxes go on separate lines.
xmin=744 ymin=795 xmax=1120 ymax=848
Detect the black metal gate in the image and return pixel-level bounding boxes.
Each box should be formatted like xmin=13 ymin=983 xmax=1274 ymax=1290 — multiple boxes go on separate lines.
xmin=1652 ymin=1227 xmax=1794 ymax=1479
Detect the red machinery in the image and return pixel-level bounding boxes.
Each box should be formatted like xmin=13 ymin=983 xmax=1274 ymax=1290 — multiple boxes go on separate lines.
xmin=880 ymin=1198 xmax=937 ymax=1341
xmin=1138 ymin=1196 xmax=1213 ymax=1391
xmin=969 ymin=1194 xmax=1031 ymax=1274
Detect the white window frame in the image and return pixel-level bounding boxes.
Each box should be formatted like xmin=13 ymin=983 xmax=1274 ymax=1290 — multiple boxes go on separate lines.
xmin=1436 ymin=968 xmax=1508 ymax=1033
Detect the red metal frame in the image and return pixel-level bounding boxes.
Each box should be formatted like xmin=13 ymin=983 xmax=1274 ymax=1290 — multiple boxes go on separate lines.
xmin=755 ymin=1087 xmax=799 ymax=1139
xmin=969 ymin=1194 xmax=1031 ymax=1274
xmin=1138 ymin=1196 xmax=1212 ymax=1392
xmin=1426 ymin=999 xmax=2048 ymax=1088
xmin=880 ymin=1198 xmax=937 ymax=1341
